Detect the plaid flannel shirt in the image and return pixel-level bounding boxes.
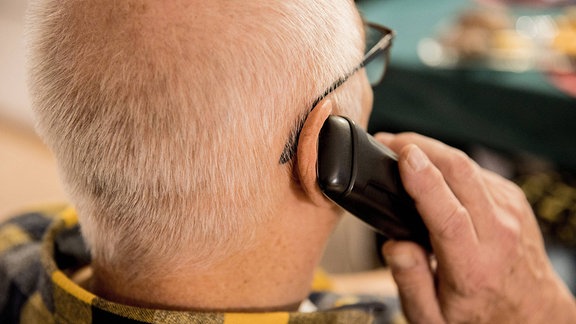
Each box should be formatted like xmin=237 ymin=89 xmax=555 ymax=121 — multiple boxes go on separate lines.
xmin=0 ymin=205 xmax=402 ymax=323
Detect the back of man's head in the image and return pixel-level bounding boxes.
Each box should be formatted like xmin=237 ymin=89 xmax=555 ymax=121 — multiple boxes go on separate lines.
xmin=26 ymin=0 xmax=365 ymax=276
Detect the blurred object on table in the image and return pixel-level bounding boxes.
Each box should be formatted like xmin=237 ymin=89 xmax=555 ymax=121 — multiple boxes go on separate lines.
xmin=515 ymin=166 xmax=576 ymax=293
xmin=478 ymin=0 xmax=576 ymax=7
xmin=517 ymin=169 xmax=576 ymax=248
xmin=418 ymin=4 xmax=576 ymax=96
xmin=418 ymin=6 xmax=537 ymax=72
xmin=552 ymin=7 xmax=576 ymax=59
xmin=549 ymin=6 xmax=576 ymax=82
xmin=548 ymin=72 xmax=576 ymax=96
xmin=470 ymin=145 xmax=576 ymax=293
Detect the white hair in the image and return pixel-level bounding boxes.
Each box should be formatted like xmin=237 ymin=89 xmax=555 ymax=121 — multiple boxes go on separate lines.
xmin=25 ymin=0 xmax=364 ymax=277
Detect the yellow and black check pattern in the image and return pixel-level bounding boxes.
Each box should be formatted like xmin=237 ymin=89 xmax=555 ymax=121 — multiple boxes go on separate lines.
xmin=0 ymin=206 xmax=402 ymax=324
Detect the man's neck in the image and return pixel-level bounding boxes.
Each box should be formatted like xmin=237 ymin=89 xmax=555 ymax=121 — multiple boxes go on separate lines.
xmin=89 ymin=200 xmax=340 ymax=312
xmin=91 ymin=251 xmax=309 ymax=312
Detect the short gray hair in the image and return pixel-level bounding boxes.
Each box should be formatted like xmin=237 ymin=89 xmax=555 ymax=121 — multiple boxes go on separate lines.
xmin=25 ymin=0 xmax=364 ymax=276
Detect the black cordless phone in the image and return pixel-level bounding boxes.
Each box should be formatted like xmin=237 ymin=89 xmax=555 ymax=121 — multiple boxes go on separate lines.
xmin=317 ymin=115 xmax=431 ymax=250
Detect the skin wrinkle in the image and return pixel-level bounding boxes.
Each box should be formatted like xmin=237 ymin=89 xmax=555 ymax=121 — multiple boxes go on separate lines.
xmin=381 ymin=132 xmax=576 ymax=323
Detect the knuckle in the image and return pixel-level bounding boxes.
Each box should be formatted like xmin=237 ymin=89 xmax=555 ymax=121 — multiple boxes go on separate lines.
xmin=434 ymin=205 xmax=469 ymax=241
xmin=504 ymin=180 xmax=526 ymax=199
xmin=496 ymin=211 xmax=522 ymax=243
xmin=445 ymin=150 xmax=478 ymax=180
xmin=500 ymin=183 xmax=533 ymax=221
xmin=406 ymin=162 xmax=444 ymax=198
xmin=507 ymin=198 xmax=529 ymax=220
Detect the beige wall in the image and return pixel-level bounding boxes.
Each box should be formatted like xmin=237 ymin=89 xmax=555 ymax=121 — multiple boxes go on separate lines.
xmin=0 ymin=0 xmax=33 ymax=128
xmin=0 ymin=121 xmax=66 ymax=221
xmin=0 ymin=0 xmax=67 ymax=221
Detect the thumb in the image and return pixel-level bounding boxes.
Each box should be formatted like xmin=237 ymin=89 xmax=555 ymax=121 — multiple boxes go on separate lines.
xmin=383 ymin=240 xmax=444 ymax=324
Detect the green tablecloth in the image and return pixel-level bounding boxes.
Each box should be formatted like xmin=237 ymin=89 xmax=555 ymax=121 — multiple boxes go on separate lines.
xmin=358 ymin=0 xmax=576 ymax=169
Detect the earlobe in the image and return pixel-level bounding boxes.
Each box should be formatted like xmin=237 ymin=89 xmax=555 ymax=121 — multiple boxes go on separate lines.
xmin=296 ymin=99 xmax=335 ymax=208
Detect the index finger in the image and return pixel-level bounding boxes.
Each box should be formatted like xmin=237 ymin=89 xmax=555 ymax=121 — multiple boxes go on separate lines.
xmin=377 ymin=132 xmax=500 ymax=242
xmin=398 ymin=144 xmax=479 ymax=259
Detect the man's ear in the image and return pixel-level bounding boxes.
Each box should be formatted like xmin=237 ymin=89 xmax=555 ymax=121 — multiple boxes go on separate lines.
xmin=296 ymin=98 xmax=335 ymax=208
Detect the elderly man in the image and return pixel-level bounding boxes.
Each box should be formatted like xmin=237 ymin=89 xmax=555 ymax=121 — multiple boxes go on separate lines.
xmin=1 ymin=0 xmax=574 ymax=323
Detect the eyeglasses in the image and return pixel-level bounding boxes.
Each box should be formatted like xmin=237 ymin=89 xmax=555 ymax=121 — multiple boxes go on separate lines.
xmin=279 ymin=22 xmax=395 ymax=164
xmin=310 ymin=22 xmax=395 ymax=109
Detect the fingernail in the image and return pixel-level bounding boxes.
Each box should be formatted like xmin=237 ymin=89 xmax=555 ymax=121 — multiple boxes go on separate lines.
xmin=385 ymin=252 xmax=417 ymax=270
xmin=406 ymin=145 xmax=429 ymax=172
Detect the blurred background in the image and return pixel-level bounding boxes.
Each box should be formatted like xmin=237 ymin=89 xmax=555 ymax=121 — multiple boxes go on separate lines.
xmin=358 ymin=0 xmax=576 ymax=293
xmin=1 ymin=0 xmax=575 ymax=292
xmin=0 ymin=0 xmax=66 ymax=219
